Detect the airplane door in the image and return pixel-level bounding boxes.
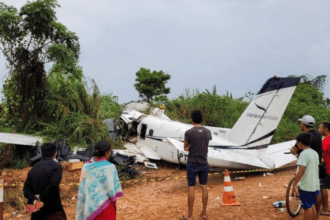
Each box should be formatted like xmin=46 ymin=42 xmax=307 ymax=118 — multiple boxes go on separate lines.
xmin=140 ymin=124 xmax=147 ymax=139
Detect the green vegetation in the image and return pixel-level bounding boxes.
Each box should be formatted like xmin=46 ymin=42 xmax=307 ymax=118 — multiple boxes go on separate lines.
xmin=134 ymin=67 xmax=171 ymax=103
xmin=0 ymin=1 xmax=123 ymax=149
xmin=0 ymin=1 xmax=124 ymax=169
xmin=164 ymin=87 xmax=248 ymax=127
xmin=0 ymin=0 xmax=80 ymax=129
xmin=164 ymin=75 xmax=330 ymax=144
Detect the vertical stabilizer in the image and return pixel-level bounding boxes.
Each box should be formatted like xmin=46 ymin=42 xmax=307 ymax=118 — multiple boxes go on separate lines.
xmin=228 ymin=77 xmax=300 ymax=149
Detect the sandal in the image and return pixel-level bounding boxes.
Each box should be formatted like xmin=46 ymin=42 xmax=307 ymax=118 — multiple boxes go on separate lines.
xmin=200 ymin=214 xmax=208 ymax=219
xmin=319 ymin=211 xmax=330 ymax=216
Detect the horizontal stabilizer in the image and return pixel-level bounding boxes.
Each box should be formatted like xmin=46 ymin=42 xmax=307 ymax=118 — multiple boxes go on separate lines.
xmin=266 ymin=140 xmax=297 ymax=168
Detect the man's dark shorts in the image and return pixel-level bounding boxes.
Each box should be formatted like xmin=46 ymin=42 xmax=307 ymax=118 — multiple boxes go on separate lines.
xmin=321 ymin=175 xmax=330 ymax=189
xmin=186 ymin=162 xmax=209 ymax=186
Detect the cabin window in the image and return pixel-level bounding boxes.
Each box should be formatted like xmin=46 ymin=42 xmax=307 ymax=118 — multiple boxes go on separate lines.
xmin=140 ymin=124 xmax=147 ymax=139
xmin=149 ymin=129 xmax=154 ymax=136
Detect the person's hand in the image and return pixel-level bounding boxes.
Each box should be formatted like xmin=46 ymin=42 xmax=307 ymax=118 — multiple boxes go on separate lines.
xmin=290 ymin=146 xmax=298 ymax=155
xmin=33 ymin=200 xmax=38 ymax=206
xmin=291 ymin=185 xmax=298 ymax=197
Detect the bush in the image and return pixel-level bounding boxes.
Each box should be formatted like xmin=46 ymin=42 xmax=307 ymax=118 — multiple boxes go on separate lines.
xmin=0 ymin=144 xmax=13 ymax=168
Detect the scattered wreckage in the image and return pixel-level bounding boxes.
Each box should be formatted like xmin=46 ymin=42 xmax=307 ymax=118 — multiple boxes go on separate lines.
xmin=27 ymin=139 xmax=139 ymax=178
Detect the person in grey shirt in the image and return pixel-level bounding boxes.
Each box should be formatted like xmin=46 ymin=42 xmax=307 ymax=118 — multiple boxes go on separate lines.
xmin=181 ymin=110 xmax=212 ymax=220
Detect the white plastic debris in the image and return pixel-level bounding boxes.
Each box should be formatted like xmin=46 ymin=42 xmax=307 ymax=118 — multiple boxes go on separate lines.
xmin=12 ymin=210 xmax=20 ymax=215
xmin=267 ymin=173 xmax=273 ymax=176
xmin=263 ymin=173 xmax=266 ymax=177
xmin=215 ymin=197 xmax=220 ymax=201
xmin=259 ymin=183 xmax=262 ymax=187
xmin=214 ymin=204 xmax=219 ymax=206
xmin=234 ymin=177 xmax=245 ymax=181
xmin=263 ymin=196 xmax=269 ymax=199
xmin=278 ymin=208 xmax=286 ymax=212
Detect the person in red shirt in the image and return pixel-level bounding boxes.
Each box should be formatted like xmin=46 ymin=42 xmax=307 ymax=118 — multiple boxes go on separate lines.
xmin=319 ymin=122 xmax=330 ymax=216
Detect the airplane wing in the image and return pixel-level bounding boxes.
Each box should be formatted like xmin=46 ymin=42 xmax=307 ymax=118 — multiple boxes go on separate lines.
xmin=266 ymin=140 xmax=297 ymax=168
xmin=0 ymin=132 xmax=42 ymax=146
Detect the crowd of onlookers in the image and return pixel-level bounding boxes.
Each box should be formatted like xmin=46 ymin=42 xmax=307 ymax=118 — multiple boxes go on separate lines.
xmin=290 ymin=115 xmax=330 ymax=220
xmin=21 ymin=112 xmax=330 ymax=220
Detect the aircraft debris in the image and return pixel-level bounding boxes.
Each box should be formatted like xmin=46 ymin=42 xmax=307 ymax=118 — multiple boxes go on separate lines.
xmin=124 ymin=100 xmax=149 ymax=112
xmin=117 ymin=77 xmax=301 ymax=170
xmin=143 ymin=161 xmax=158 ymax=169
xmin=104 ymin=118 xmax=118 ymax=140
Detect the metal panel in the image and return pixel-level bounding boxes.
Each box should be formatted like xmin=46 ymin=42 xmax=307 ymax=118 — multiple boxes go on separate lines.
xmin=0 ymin=133 xmax=42 ymax=146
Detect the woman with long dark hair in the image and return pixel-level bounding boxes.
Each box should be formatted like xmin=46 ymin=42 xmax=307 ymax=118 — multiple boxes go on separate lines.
xmin=76 ymin=140 xmax=124 ymax=220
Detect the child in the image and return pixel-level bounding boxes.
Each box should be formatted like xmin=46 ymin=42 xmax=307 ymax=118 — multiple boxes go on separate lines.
xmin=292 ymin=133 xmax=320 ymax=220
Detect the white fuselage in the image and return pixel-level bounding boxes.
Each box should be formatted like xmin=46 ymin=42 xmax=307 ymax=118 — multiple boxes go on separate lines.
xmin=135 ymin=115 xmax=270 ymax=169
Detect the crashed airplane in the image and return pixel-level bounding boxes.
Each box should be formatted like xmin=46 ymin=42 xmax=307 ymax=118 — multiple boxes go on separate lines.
xmin=119 ymin=76 xmax=300 ymax=170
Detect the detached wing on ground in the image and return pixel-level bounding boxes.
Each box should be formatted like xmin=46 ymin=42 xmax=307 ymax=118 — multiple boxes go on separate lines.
xmin=0 ymin=132 xmax=42 ymax=146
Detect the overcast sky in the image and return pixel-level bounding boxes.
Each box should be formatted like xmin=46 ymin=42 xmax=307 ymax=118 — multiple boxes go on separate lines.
xmin=1 ymin=0 xmax=330 ymax=103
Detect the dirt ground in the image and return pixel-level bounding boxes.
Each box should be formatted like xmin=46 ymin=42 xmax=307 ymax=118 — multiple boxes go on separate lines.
xmin=1 ymin=163 xmax=330 ymax=220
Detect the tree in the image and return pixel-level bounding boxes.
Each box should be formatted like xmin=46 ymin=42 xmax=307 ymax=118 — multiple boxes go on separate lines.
xmin=0 ymin=0 xmax=79 ymax=129
xmin=134 ymin=68 xmax=171 ymax=102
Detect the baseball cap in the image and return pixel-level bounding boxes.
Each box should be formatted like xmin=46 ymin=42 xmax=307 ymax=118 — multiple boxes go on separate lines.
xmin=298 ymin=115 xmax=315 ymax=126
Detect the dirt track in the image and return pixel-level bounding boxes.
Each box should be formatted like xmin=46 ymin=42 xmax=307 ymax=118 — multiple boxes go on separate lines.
xmin=1 ymin=163 xmax=330 ymax=220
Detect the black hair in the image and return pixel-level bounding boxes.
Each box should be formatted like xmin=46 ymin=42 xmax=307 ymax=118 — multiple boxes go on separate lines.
xmin=41 ymin=142 xmax=57 ymax=157
xmin=296 ymin=133 xmax=312 ymax=147
xmin=305 ymin=124 xmax=314 ymax=129
xmin=321 ymin=122 xmax=330 ymax=132
xmin=191 ymin=110 xmax=203 ymax=124
xmin=93 ymin=140 xmax=111 ymax=157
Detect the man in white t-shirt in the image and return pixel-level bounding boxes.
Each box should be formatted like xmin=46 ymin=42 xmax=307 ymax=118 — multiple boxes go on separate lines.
xmin=292 ymin=133 xmax=320 ymax=220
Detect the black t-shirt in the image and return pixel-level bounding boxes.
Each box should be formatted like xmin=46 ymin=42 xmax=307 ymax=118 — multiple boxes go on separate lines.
xmin=184 ymin=127 xmax=212 ymax=164
xmin=308 ymin=130 xmax=323 ymax=163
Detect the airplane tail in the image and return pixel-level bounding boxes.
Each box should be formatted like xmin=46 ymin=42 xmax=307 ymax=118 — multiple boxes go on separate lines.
xmin=228 ymin=76 xmax=300 ymax=149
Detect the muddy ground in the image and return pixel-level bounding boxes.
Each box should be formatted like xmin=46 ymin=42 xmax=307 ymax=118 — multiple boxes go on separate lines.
xmin=1 ymin=162 xmax=329 ymax=220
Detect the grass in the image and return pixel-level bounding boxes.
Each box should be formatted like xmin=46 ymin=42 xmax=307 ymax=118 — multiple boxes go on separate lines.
xmin=4 ymin=187 xmax=26 ymax=211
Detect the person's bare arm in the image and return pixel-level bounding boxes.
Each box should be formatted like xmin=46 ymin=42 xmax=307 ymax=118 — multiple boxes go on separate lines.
xmin=184 ymin=141 xmax=189 ymax=151
xmin=292 ymin=165 xmax=305 ymax=195
xmin=290 ymin=146 xmax=299 ymax=155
